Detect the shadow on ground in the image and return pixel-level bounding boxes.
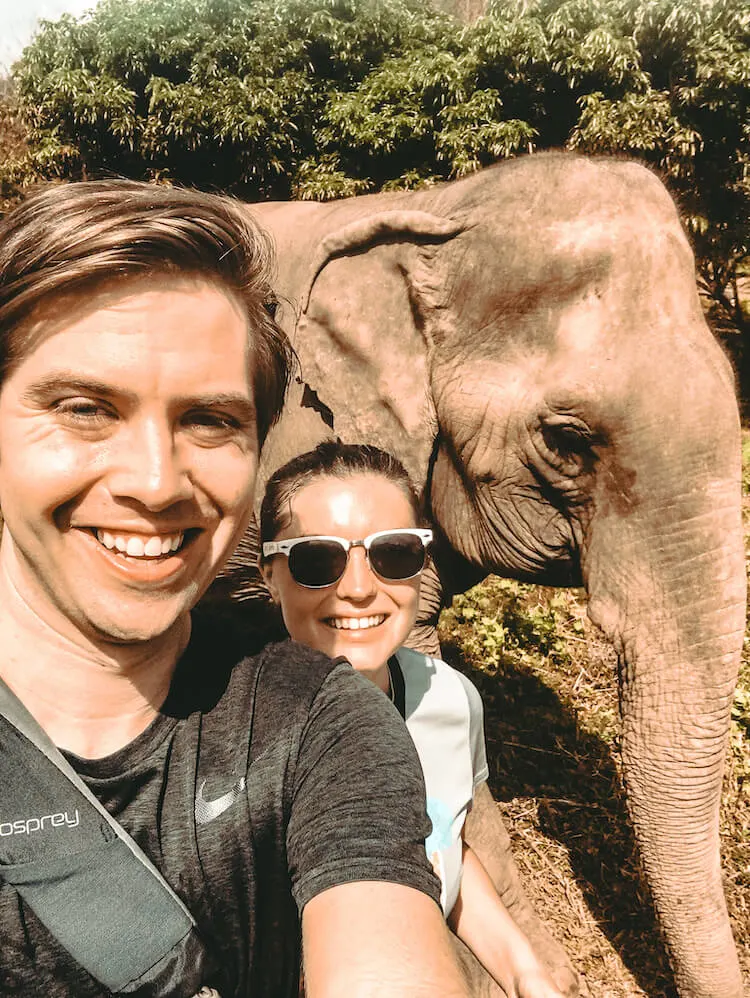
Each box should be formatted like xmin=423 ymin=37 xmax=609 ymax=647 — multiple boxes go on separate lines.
xmin=441 ymin=637 xmax=678 ymax=998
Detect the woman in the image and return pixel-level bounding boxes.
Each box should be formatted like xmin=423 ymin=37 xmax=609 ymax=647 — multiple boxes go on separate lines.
xmin=259 ymin=441 xmax=565 ymax=998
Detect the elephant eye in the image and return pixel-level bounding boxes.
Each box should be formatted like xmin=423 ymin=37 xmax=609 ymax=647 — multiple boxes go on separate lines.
xmin=539 ymin=415 xmax=601 ymax=476
xmin=545 ymin=420 xmax=591 ymax=453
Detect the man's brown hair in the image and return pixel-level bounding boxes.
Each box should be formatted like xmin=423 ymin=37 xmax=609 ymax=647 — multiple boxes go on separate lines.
xmin=0 ymin=180 xmax=295 ymax=444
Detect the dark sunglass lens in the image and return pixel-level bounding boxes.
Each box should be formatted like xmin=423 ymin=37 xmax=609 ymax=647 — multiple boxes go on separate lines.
xmin=288 ymin=540 xmax=347 ymax=587
xmin=369 ymin=534 xmax=425 ymax=581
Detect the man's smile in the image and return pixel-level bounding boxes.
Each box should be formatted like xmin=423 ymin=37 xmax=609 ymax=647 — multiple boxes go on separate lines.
xmin=93 ymin=528 xmax=186 ymax=559
xmin=74 ymin=525 xmax=203 ymax=586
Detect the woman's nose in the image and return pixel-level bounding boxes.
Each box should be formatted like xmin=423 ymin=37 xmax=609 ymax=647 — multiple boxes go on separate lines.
xmin=335 ymin=546 xmax=377 ymax=600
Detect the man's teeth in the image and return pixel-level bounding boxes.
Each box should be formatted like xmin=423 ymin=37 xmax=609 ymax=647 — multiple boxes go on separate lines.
xmin=328 ymin=615 xmax=385 ymax=631
xmin=95 ymin=530 xmax=184 ymax=558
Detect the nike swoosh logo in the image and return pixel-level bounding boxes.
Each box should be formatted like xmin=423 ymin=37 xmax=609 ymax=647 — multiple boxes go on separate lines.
xmin=195 ymin=776 xmax=247 ymax=825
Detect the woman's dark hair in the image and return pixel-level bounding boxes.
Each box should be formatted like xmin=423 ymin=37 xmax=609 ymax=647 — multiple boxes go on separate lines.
xmin=259 ymin=441 xmax=423 ymax=550
xmin=0 ymin=179 xmax=295 ymax=444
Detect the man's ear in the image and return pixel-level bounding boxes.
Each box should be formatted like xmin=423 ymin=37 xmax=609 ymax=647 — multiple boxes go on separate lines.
xmin=259 ymin=558 xmax=280 ymax=603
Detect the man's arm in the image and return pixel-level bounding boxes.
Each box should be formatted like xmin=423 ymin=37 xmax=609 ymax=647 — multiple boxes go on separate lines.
xmin=286 ymin=659 xmax=468 ymax=997
xmin=302 ymin=881 xmax=469 ymax=998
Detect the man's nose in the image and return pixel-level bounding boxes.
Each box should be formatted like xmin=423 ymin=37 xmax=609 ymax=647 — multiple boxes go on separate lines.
xmin=335 ymin=546 xmax=377 ymax=600
xmin=107 ymin=419 xmax=194 ymax=510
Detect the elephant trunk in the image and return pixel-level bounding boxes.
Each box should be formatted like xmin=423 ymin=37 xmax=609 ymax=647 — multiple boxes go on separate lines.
xmin=585 ymin=479 xmax=745 ymax=998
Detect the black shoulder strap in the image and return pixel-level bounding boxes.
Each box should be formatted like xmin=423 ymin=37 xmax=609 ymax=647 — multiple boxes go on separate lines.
xmin=0 ymin=678 xmax=209 ymax=996
xmin=388 ymin=655 xmax=406 ymax=719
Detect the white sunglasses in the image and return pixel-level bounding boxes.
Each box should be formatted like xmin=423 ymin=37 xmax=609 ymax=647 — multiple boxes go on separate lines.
xmin=262 ymin=528 xmax=433 ymax=588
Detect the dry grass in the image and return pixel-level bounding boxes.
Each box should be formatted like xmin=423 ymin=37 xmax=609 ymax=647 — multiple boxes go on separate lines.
xmin=438 ymin=520 xmax=750 ymax=994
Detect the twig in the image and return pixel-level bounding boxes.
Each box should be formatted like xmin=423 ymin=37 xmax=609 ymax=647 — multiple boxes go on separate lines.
xmin=572 ymin=664 xmax=590 ymax=693
xmin=501 ymin=740 xmax=562 ymax=755
xmin=536 ymin=796 xmax=602 ymax=809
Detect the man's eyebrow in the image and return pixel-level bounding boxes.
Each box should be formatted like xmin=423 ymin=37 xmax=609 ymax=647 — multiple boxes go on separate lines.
xmin=22 ymin=373 xmax=257 ymax=420
xmin=22 ymin=373 xmax=132 ymax=402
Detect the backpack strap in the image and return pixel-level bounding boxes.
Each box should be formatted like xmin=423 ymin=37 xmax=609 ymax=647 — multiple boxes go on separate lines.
xmin=0 ymin=678 xmax=209 ymax=996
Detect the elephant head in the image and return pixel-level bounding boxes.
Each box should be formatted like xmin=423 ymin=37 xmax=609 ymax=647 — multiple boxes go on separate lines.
xmin=215 ymin=153 xmax=745 ymax=998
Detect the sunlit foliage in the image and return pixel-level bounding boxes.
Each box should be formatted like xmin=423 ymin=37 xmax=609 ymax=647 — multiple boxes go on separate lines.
xmin=4 ymin=0 xmax=750 ymax=344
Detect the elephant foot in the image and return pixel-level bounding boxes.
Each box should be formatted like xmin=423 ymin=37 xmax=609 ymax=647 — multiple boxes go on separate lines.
xmin=452 ymin=934 xmax=586 ymax=998
xmin=463 ymin=783 xmax=582 ymax=997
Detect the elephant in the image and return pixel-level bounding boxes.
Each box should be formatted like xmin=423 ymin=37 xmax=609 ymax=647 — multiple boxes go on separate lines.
xmin=206 ymin=151 xmax=746 ymax=998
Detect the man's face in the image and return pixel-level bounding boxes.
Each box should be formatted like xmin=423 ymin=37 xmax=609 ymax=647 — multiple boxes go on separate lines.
xmin=0 ymin=277 xmax=259 ymax=646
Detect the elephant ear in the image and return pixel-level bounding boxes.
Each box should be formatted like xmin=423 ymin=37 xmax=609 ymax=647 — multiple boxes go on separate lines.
xmin=289 ymin=210 xmax=465 ymax=483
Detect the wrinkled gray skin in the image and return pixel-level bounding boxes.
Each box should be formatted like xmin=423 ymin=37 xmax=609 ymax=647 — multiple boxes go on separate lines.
xmin=212 ymin=153 xmax=746 ymax=998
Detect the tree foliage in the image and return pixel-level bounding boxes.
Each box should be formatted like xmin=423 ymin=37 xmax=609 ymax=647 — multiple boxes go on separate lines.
xmin=3 ymin=0 xmax=750 ymax=358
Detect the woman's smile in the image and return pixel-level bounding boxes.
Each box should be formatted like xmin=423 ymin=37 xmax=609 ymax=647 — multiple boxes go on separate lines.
xmin=324 ymin=614 xmax=387 ymax=631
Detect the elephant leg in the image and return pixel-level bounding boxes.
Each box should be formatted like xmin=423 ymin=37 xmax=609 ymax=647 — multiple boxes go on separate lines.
xmin=452 ymin=934 xmax=505 ymax=997
xmin=464 ymin=783 xmax=582 ymax=997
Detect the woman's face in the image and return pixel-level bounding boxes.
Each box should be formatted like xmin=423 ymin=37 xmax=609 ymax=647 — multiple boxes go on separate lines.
xmin=261 ymin=473 xmax=422 ymax=685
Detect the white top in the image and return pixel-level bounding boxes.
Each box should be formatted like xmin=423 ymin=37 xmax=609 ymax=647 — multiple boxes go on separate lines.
xmin=392 ymin=647 xmax=489 ymax=916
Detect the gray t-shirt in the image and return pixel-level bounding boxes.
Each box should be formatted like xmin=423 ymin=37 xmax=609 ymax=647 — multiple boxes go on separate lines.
xmin=0 ymin=620 xmax=440 ymax=997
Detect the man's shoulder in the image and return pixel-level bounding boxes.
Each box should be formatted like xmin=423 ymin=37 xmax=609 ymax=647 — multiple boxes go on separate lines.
xmin=209 ymin=637 xmax=346 ymax=719
xmin=239 ymin=639 xmax=353 ymax=732
xmin=164 ymin=612 xmax=349 ymax=745
xmin=256 ymin=639 xmax=350 ymax=692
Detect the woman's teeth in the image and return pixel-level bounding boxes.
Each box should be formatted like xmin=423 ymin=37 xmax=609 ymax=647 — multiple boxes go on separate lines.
xmin=95 ymin=530 xmax=184 ymax=558
xmin=327 ymin=615 xmax=385 ymax=630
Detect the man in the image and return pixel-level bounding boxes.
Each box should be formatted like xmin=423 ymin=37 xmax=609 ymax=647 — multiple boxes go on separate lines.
xmin=0 ymin=181 xmax=468 ymax=997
